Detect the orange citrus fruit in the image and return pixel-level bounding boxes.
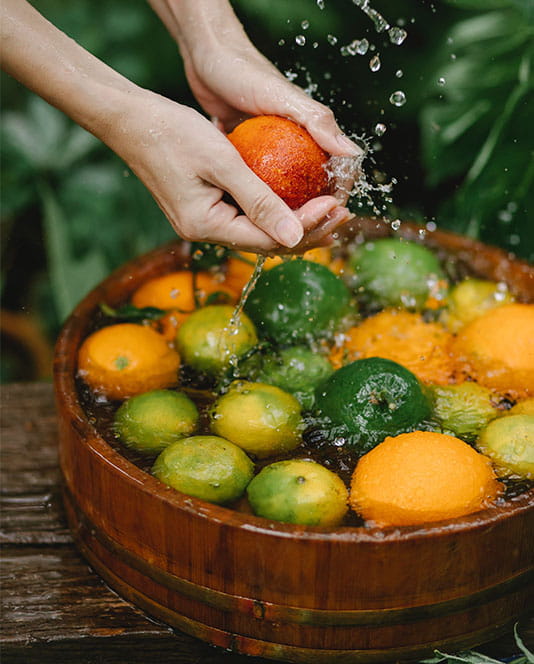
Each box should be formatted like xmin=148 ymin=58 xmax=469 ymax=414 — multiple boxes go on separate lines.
xmin=329 ymin=309 xmax=455 ymax=384
xmin=451 ymin=303 xmax=534 ymax=399
xmin=131 ymin=270 xmax=238 ymax=312
xmin=350 ymin=431 xmax=502 ymax=527
xmin=227 ymin=115 xmax=330 ymax=209
xmin=78 ymin=323 xmax=180 ymax=400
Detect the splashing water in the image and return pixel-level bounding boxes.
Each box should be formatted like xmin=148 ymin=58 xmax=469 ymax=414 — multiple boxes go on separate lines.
xmin=369 ymin=55 xmax=381 ymax=72
xmin=388 ymin=26 xmax=407 ymax=45
xmin=231 ymin=255 xmax=267 ymax=327
xmin=374 ymin=123 xmax=387 ymax=136
xmin=295 ymin=35 xmax=306 ymax=46
xmin=389 ymin=90 xmax=407 ymax=107
xmin=352 ymin=0 xmax=390 ymax=33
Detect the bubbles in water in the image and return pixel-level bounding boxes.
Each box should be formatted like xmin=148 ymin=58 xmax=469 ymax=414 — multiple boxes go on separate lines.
xmin=374 ymin=123 xmax=387 ymax=136
xmin=301 ymin=20 xmax=310 ymax=30
xmin=369 ymin=55 xmax=381 ymax=72
xmin=438 ymin=77 xmax=446 ymax=86
xmin=295 ymin=35 xmax=306 ymax=46
xmin=389 ymin=90 xmax=407 ymax=107
xmin=327 ymin=34 xmax=338 ymax=45
xmin=395 ymin=69 xmax=403 ymax=78
xmin=388 ymin=26 xmax=407 ymax=45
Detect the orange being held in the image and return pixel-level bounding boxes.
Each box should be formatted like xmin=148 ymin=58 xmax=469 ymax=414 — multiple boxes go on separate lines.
xmin=77 ymin=323 xmax=180 ymax=400
xmin=329 ymin=309 xmax=455 ymax=385
xmin=227 ymin=115 xmax=330 ymax=209
xmin=350 ymin=431 xmax=502 ymax=527
xmin=451 ymin=303 xmax=534 ymax=399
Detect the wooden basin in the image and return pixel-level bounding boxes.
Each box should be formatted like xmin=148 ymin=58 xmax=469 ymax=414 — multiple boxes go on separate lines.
xmin=54 ymin=219 xmax=534 ymax=663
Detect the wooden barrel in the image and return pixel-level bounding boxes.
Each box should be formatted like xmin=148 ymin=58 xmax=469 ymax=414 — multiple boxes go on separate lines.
xmin=54 ymin=220 xmax=534 ymax=663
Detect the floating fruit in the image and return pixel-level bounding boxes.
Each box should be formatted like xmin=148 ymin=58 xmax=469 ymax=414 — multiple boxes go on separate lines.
xmin=227 ymin=115 xmax=330 ymax=209
xmin=210 ymin=381 xmax=303 ymax=459
xmin=175 ymin=305 xmax=257 ymax=375
xmin=350 ymin=431 xmax=502 ymax=526
xmin=441 ymin=278 xmax=514 ymax=333
xmin=77 ymin=323 xmax=180 ymax=400
xmin=315 ymin=357 xmax=431 ymax=451
xmin=244 ymin=259 xmax=351 ymax=344
xmin=477 ymin=415 xmax=534 ymax=479
xmin=114 ymin=389 xmax=199 ymax=454
xmin=152 ymin=435 xmax=254 ymax=504
xmin=329 ymin=309 xmax=455 ymax=384
xmin=347 ymin=238 xmax=448 ymax=309
xmin=452 ymin=303 xmax=534 ymax=399
xmin=247 ymin=459 xmax=348 ymax=526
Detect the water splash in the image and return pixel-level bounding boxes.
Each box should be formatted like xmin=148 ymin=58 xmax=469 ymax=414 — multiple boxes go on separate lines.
xmin=340 ymin=38 xmax=369 ymax=56
xmin=295 ymin=35 xmax=306 ymax=46
xmin=352 ymin=0 xmax=390 ymax=33
xmin=388 ymin=26 xmax=407 ymax=45
xmin=389 ymin=90 xmax=407 ymax=107
xmin=395 ymin=69 xmax=404 ymax=78
xmin=374 ymin=123 xmax=387 ymax=136
xmin=369 ymin=55 xmax=381 ymax=72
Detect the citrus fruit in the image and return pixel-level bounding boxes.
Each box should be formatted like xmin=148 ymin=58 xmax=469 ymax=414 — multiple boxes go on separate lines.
xmin=210 ymin=381 xmax=303 ymax=458
xmin=247 ymin=459 xmax=348 ymax=526
xmin=131 ymin=270 xmax=237 ymax=312
xmin=477 ymin=415 xmax=534 ymax=478
xmin=451 ymin=303 xmax=534 ymax=399
xmin=227 ymin=115 xmax=330 ymax=209
xmin=347 ymin=238 xmax=448 ymax=310
xmin=350 ymin=431 xmax=502 ymax=527
xmin=114 ymin=389 xmax=199 ymax=454
xmin=429 ymin=382 xmax=498 ymax=441
xmin=244 ymin=259 xmax=351 ymax=344
xmin=175 ymin=305 xmax=258 ymax=375
xmin=329 ymin=309 xmax=455 ymax=384
xmin=242 ymin=345 xmax=334 ymax=410
xmin=441 ymin=278 xmax=514 ymax=333
xmin=315 ymin=357 xmax=431 ymax=451
xmin=78 ymin=323 xmax=180 ymax=400
xmin=224 ymin=253 xmax=282 ymax=293
xmin=506 ymin=398 xmax=534 ymax=416
xmin=152 ymin=435 xmax=254 ymax=504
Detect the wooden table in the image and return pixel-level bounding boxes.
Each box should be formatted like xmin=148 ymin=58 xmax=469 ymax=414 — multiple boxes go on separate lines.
xmin=1 ymin=382 xmax=532 ymax=663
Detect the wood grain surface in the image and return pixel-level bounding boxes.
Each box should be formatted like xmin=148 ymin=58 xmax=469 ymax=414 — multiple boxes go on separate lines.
xmin=1 ymin=382 xmax=532 ymax=663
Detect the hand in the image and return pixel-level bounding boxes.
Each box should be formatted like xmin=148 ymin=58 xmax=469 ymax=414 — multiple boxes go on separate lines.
xmin=105 ymin=88 xmax=353 ymax=253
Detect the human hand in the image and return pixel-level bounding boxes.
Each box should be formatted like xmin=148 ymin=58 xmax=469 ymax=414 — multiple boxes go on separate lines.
xmin=105 ymin=88 xmax=352 ymax=253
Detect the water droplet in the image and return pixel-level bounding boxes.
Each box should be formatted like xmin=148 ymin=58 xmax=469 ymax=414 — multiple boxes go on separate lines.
xmin=374 ymin=122 xmax=387 ymax=136
xmin=438 ymin=77 xmax=446 ymax=86
xmin=389 ymin=90 xmax=406 ymax=107
xmin=313 ymin=41 xmax=319 ymax=48
xmin=317 ymin=0 xmax=325 ymax=8
xmin=369 ymin=54 xmax=381 ymax=72
xmin=278 ymin=38 xmax=285 ymax=46
xmin=295 ymin=34 xmax=306 ymax=46
xmin=391 ymin=219 xmax=401 ymax=230
xmin=327 ymin=34 xmax=338 ymax=45
xmin=395 ymin=69 xmax=403 ymax=78
xmin=426 ymin=221 xmax=437 ymax=232
xmin=301 ymin=20 xmax=310 ymax=30
xmin=388 ymin=26 xmax=407 ymax=45
xmin=450 ymin=53 xmax=457 ymax=60
xmin=357 ymin=38 xmax=370 ymax=55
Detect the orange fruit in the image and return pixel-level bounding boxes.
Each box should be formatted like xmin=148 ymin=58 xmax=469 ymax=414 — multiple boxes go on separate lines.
xmin=329 ymin=309 xmax=455 ymax=385
xmin=227 ymin=115 xmax=330 ymax=209
xmin=77 ymin=323 xmax=180 ymax=400
xmin=350 ymin=431 xmax=502 ymax=527
xmin=451 ymin=303 xmax=534 ymax=399
xmin=131 ymin=270 xmax=238 ymax=312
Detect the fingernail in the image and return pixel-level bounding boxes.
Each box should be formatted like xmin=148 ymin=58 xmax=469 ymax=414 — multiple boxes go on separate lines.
xmin=337 ymin=134 xmax=363 ymax=156
xmin=276 ymin=219 xmax=304 ymax=248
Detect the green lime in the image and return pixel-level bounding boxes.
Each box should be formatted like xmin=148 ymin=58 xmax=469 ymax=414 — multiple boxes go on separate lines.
xmin=114 ymin=389 xmax=199 ymax=454
xmin=244 ymin=259 xmax=352 ymax=344
xmin=247 ymin=459 xmax=348 ymax=526
xmin=176 ymin=305 xmax=257 ymax=374
xmin=477 ymin=415 xmax=534 ymax=479
xmin=241 ymin=345 xmax=334 ymax=410
xmin=210 ymin=381 xmax=303 ymax=459
xmin=430 ymin=382 xmax=499 ymax=441
xmin=315 ymin=357 xmax=431 ymax=451
xmin=348 ymin=238 xmax=448 ymax=309
xmin=152 ymin=435 xmax=254 ymax=504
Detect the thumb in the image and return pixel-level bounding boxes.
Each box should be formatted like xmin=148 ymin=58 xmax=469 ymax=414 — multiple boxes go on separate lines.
xmin=214 ymin=159 xmax=304 ymax=248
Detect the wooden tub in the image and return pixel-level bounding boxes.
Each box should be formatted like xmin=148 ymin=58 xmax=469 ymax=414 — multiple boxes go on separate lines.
xmin=54 ymin=219 xmax=534 ymax=663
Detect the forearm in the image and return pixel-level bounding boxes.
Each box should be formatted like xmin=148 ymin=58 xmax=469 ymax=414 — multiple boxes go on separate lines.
xmin=1 ymin=0 xmax=140 ymax=145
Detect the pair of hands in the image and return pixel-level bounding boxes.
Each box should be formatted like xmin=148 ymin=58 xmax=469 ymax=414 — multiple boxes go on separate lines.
xmin=108 ymin=1 xmax=362 ymax=254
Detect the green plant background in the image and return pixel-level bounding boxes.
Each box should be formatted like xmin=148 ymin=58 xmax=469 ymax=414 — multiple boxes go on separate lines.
xmin=1 ymin=0 xmax=533 ymax=382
